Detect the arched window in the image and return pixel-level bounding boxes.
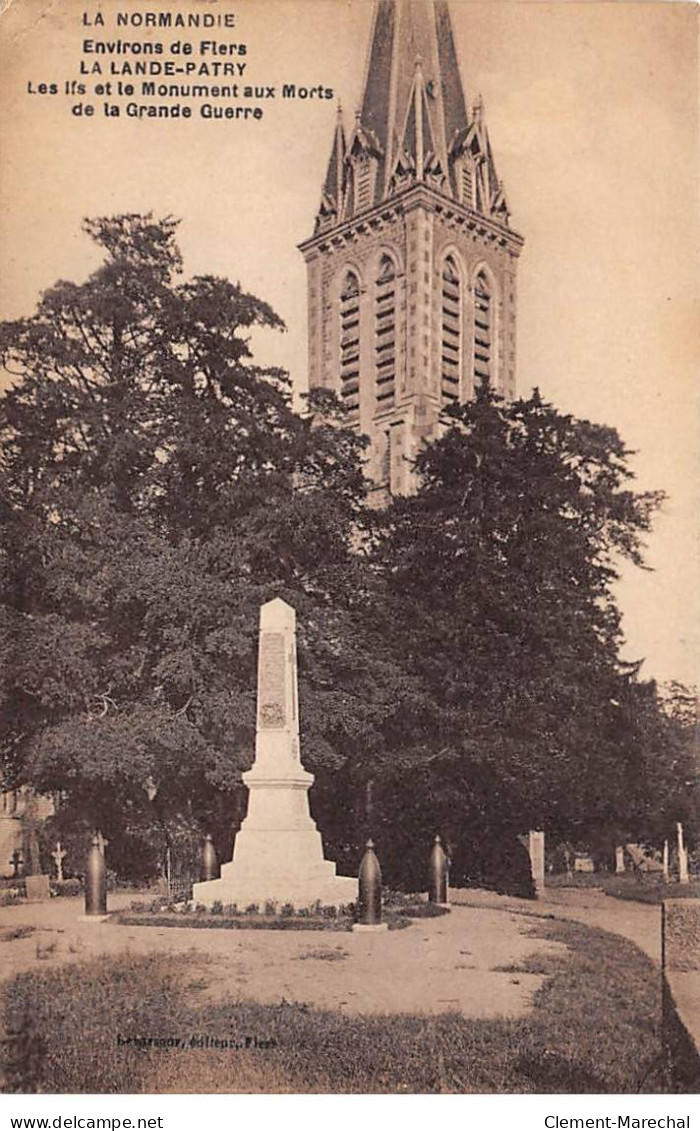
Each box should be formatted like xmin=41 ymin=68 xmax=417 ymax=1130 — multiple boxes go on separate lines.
xmin=375 ymin=255 xmax=396 ymax=408
xmin=473 ymin=270 xmax=493 ymax=387
xmin=339 ymin=272 xmax=361 ymax=419
xmin=441 ymin=255 xmax=461 ymax=404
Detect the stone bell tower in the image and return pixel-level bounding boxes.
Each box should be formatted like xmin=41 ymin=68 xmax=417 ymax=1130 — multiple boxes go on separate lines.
xmin=299 ymin=0 xmax=524 ymax=501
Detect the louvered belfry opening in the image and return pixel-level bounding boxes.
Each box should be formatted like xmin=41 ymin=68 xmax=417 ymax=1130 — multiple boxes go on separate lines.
xmin=473 ymin=270 xmax=493 ymax=387
xmin=339 ymin=272 xmax=361 ymax=420
xmin=355 ymin=160 xmax=373 ymax=213
xmin=375 ymin=255 xmax=397 ymax=409
xmin=441 ymin=255 xmax=462 ymax=404
xmin=460 ymin=162 xmax=474 ymax=207
xmin=302 ymin=2 xmax=523 ymax=496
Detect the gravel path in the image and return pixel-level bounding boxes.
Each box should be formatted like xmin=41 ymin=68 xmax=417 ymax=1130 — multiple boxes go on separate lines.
xmin=450 ymin=886 xmax=662 ymax=962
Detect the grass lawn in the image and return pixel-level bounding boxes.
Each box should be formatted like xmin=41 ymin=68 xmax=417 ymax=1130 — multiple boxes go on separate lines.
xmin=547 ymin=873 xmax=700 ymax=904
xmin=1 ymin=916 xmax=670 ymax=1094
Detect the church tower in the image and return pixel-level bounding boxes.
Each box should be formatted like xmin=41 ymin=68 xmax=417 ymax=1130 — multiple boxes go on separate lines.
xmin=299 ymin=0 xmax=524 ymax=499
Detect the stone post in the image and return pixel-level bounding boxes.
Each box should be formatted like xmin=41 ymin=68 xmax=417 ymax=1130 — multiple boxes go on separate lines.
xmin=663 ymin=840 xmax=670 ymax=883
xmin=201 ymin=834 xmax=219 ymax=882
xmin=528 ymin=830 xmax=546 ymax=895
xmin=428 ymin=835 xmax=448 ymax=905
xmin=353 ymin=840 xmax=387 ymax=932
xmin=84 ymin=834 xmax=107 ymax=917
xmin=615 ymin=846 xmax=625 ymax=874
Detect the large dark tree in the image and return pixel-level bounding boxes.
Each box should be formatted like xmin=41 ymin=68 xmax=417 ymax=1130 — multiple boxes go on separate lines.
xmin=365 ymin=387 xmax=684 ymax=885
xmin=0 ymin=215 xmax=414 ymax=878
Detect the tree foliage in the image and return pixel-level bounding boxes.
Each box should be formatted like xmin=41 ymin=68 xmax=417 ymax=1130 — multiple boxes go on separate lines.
xmin=366 ymin=389 xmax=671 ymax=867
xmin=1 ymin=214 xmax=693 ymax=889
xmin=0 ymin=214 xmax=396 ymax=873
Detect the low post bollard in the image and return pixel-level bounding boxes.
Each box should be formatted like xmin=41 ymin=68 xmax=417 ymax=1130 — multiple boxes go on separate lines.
xmin=201 ymin=834 xmax=219 ymax=882
xmin=428 ymin=835 xmax=449 ymax=905
xmin=353 ymin=839 xmax=388 ymax=932
xmin=84 ymin=833 xmax=107 ymax=917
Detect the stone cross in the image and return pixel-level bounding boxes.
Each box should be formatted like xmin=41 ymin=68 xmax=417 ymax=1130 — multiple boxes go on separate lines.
xmin=95 ymin=831 xmax=109 ymax=856
xmin=51 ymin=841 xmax=66 ymax=882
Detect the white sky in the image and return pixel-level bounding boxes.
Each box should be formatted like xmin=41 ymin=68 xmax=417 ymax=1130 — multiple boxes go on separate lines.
xmin=0 ymin=0 xmax=697 ymax=687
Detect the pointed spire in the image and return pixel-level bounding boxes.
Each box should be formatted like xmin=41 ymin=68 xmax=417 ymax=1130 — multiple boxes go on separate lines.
xmin=321 ymin=103 xmax=347 ymax=209
xmin=314 ymin=3 xmax=510 ymax=227
xmin=356 ymin=0 xmax=468 ymax=202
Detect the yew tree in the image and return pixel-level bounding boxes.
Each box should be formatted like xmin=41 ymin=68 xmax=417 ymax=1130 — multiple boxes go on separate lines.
xmin=0 ymin=214 xmax=410 ymax=877
xmin=366 ymin=386 xmax=671 ymax=883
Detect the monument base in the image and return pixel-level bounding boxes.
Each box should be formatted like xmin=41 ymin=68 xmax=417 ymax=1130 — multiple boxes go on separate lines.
xmin=192 ymin=871 xmax=357 ymax=911
xmin=191 ymin=819 xmax=357 ymax=910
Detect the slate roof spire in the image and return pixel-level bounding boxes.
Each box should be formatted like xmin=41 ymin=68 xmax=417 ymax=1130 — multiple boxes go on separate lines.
xmin=314 ymin=1 xmax=512 ymax=230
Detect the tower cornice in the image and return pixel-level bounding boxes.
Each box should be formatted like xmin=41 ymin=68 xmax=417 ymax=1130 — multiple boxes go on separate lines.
xmin=299 ymin=182 xmax=524 ymax=260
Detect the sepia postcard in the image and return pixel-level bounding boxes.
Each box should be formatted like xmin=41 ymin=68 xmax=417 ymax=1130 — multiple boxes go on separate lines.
xmin=0 ymin=0 xmax=697 ymax=1106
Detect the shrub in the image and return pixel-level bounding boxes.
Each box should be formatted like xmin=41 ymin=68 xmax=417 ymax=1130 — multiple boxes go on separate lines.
xmin=0 ymin=889 xmax=23 ymax=907
xmin=280 ymin=903 xmax=295 ymax=918
xmin=264 ymin=899 xmax=278 ymax=916
xmin=50 ymin=879 xmax=82 ymax=898
xmin=210 ymin=901 xmax=223 ymax=916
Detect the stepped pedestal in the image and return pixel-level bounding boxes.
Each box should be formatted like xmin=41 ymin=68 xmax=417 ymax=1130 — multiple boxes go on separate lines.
xmin=193 ymin=600 xmax=357 ymax=910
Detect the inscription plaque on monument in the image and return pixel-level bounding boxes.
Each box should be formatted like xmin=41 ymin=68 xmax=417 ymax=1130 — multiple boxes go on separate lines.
xmin=258 ymin=632 xmax=286 ymax=729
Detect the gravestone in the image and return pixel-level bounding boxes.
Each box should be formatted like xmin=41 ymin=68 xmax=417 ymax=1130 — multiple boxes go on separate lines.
xmin=678 ymin=823 xmax=689 ymax=885
xmin=615 ymin=846 xmax=625 ymax=874
xmin=24 ymin=874 xmax=50 ymax=901
xmin=193 ymin=599 xmax=357 ymax=909
xmin=574 ymin=853 xmax=595 ymax=873
xmin=528 ymin=830 xmax=545 ymax=894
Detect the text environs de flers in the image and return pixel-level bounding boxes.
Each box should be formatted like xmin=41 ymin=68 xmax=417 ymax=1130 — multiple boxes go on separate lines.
xmin=80 ymin=37 xmax=248 ymax=78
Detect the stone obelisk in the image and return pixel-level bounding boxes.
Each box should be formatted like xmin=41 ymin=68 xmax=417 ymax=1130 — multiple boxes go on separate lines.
xmin=193 ymin=599 xmax=357 ymax=909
